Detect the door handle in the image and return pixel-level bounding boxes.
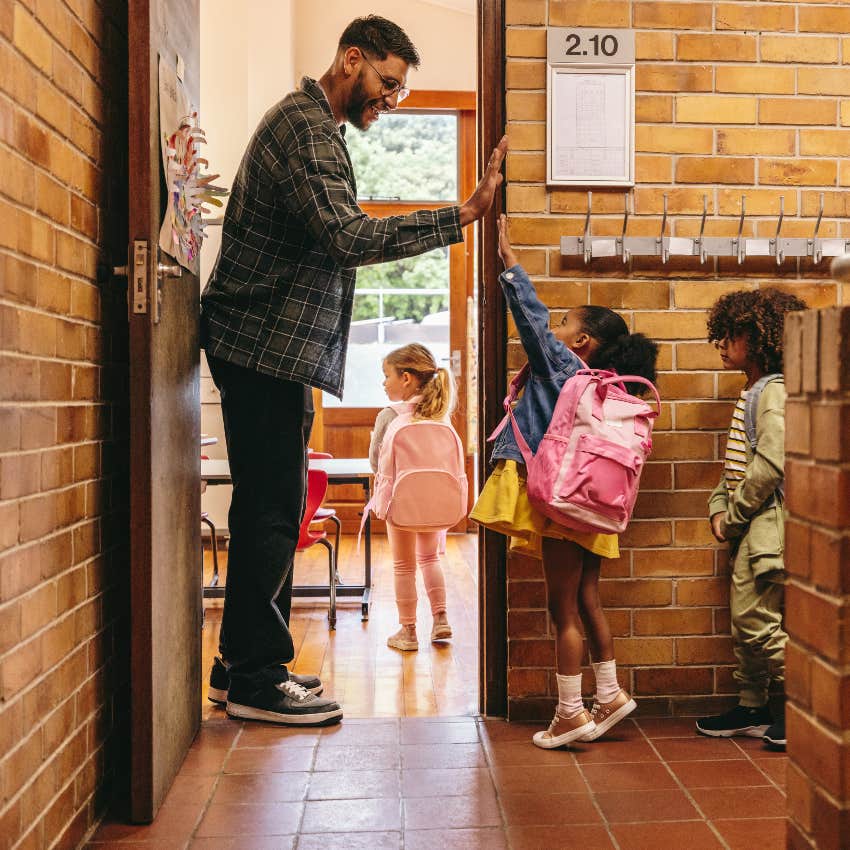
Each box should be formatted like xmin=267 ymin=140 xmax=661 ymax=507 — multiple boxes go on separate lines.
xmin=157 ymin=263 xmax=183 ymax=278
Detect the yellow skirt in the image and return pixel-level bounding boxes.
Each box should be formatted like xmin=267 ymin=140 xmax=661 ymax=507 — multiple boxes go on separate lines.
xmin=470 ymin=460 xmax=619 ymax=560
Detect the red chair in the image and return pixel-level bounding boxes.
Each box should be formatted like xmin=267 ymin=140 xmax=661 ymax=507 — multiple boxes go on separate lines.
xmin=307 ymin=450 xmax=341 ymax=581
xmin=297 ymin=468 xmax=338 ymax=628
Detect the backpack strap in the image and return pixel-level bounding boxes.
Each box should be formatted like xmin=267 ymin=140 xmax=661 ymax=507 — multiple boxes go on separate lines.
xmin=486 ymin=362 xmax=531 ymax=443
xmin=743 ymin=374 xmax=783 ymax=450
xmin=743 ymin=373 xmax=785 ymax=502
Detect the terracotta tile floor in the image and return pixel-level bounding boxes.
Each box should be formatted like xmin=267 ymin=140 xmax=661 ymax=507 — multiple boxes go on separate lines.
xmin=88 ymin=535 xmax=788 ymax=847
xmin=87 ymin=715 xmax=787 ymax=848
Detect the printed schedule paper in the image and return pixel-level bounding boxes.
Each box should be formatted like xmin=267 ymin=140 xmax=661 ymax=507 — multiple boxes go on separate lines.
xmin=546 ymin=28 xmax=635 ymax=187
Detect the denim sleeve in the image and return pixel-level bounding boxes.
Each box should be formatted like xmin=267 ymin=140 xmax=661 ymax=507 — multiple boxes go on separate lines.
xmin=499 ymin=264 xmax=583 ymax=378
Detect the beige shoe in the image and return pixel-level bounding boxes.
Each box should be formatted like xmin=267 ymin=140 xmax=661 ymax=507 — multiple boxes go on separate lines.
xmin=532 ymin=708 xmax=595 ymax=749
xmin=580 ymin=689 xmax=637 ymax=741
xmin=431 ymin=615 xmax=452 ymax=642
xmin=387 ymin=627 xmax=419 ymax=651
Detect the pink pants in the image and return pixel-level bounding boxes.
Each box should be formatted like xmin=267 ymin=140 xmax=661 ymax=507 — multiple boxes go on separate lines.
xmin=386 ymin=524 xmax=447 ymax=626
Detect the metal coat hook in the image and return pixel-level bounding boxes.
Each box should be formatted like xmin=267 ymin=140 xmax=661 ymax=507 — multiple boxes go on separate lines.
xmin=734 ymin=195 xmax=747 ymax=264
xmin=618 ymin=192 xmax=630 ymax=263
xmin=657 ymin=194 xmax=669 ymax=263
xmin=810 ymin=192 xmax=824 ymax=264
xmin=579 ymin=191 xmax=593 ymax=264
xmin=771 ymin=196 xmax=785 ymax=266
xmin=696 ymin=195 xmax=708 ymax=264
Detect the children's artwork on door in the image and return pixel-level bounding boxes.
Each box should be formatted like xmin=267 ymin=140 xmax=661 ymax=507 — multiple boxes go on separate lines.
xmin=158 ymin=55 xmax=228 ymax=274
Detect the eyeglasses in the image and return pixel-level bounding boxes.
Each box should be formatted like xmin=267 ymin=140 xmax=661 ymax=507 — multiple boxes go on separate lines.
xmin=360 ymin=52 xmax=410 ymax=103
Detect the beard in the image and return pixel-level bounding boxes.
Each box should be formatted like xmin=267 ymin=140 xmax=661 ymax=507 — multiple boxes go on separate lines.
xmin=345 ymin=76 xmax=382 ymax=131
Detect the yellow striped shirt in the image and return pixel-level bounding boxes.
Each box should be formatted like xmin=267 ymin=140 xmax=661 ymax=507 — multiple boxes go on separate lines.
xmin=725 ymin=390 xmax=749 ymax=496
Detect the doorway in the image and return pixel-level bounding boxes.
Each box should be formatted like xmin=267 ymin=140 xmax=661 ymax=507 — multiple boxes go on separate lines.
xmin=198 ymin=1 xmax=488 ymax=719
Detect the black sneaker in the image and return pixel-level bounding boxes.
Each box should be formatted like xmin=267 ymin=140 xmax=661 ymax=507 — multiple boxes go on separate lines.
xmin=208 ymin=656 xmax=323 ymax=705
xmin=763 ymin=717 xmax=786 ymax=750
xmin=226 ymin=675 xmax=342 ymax=726
xmin=695 ymin=704 xmax=773 ymax=738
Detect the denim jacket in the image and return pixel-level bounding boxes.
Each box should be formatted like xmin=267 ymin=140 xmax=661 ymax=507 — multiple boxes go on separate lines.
xmin=490 ymin=264 xmax=584 ymax=464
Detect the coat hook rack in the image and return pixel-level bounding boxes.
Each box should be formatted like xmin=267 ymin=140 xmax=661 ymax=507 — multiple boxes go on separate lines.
xmin=559 ymin=190 xmax=848 ymax=265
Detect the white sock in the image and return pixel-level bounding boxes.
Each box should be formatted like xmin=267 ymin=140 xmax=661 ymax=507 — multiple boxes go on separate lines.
xmin=592 ymin=659 xmax=621 ymax=704
xmin=556 ymin=673 xmax=584 ymax=718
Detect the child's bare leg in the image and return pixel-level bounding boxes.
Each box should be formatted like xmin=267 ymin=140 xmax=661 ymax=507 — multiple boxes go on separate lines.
xmin=541 ymin=538 xmax=585 ymax=675
xmin=577 ymin=552 xmax=613 ymax=663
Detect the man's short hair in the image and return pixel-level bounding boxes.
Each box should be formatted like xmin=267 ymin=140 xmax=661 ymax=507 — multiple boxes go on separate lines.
xmin=339 ymin=15 xmax=420 ymax=68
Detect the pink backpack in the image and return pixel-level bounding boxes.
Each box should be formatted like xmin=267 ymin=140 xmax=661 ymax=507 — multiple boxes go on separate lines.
xmin=367 ymin=402 xmax=468 ymax=532
xmin=491 ymin=365 xmax=661 ymax=534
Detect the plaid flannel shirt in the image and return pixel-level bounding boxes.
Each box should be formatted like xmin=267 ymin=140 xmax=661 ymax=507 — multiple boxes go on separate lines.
xmin=200 ymin=77 xmax=463 ymax=398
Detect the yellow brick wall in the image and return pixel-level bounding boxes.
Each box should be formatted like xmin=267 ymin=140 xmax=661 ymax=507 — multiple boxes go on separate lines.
xmin=0 ymin=1 xmax=129 ymax=846
xmin=504 ymin=0 xmax=846 ymax=720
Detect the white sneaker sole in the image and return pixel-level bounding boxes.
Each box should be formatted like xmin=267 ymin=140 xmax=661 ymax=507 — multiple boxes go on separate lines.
xmin=208 ymin=685 xmax=228 ymax=705
xmin=387 ymin=638 xmax=419 ymax=651
xmin=696 ymin=724 xmax=770 ymax=738
xmin=226 ymin=702 xmax=343 ymax=726
xmin=209 ymin=683 xmax=322 ymax=704
xmin=431 ymin=626 xmax=453 ymax=642
xmin=579 ymin=698 xmax=637 ymax=741
xmin=533 ymin=720 xmax=596 ymax=749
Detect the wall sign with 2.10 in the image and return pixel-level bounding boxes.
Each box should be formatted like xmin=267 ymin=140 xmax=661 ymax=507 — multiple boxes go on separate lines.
xmin=547 ymin=28 xmax=635 ymax=65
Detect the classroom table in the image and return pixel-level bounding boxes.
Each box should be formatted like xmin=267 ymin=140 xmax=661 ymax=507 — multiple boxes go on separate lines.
xmin=200 ymin=457 xmax=373 ymax=618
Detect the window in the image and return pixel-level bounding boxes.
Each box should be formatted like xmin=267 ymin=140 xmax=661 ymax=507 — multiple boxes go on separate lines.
xmin=326 ymin=112 xmax=460 ymax=408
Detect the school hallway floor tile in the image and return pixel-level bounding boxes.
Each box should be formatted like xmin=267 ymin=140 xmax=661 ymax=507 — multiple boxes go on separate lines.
xmin=87 ymin=714 xmax=787 ymax=848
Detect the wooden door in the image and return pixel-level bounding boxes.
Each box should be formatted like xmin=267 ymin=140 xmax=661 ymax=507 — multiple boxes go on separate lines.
xmin=127 ymin=0 xmax=201 ymax=823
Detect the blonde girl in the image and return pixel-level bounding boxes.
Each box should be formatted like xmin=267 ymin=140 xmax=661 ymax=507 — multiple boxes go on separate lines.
xmin=369 ymin=343 xmax=455 ymax=650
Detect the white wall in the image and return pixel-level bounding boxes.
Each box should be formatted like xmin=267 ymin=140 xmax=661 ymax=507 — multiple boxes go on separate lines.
xmin=294 ymin=0 xmax=475 ymax=92
xmin=199 ymin=0 xmax=296 ymax=531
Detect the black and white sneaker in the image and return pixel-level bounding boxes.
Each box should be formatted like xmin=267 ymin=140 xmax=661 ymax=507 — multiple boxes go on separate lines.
xmin=226 ymin=676 xmax=343 ymax=726
xmin=208 ymin=656 xmax=323 ymax=705
xmin=763 ymin=717 xmax=786 ymax=750
xmin=696 ymin=704 xmax=773 ymax=738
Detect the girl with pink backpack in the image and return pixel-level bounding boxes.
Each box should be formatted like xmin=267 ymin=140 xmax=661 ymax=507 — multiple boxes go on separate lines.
xmin=369 ymin=343 xmax=467 ymax=652
xmin=471 ymin=216 xmax=660 ymax=749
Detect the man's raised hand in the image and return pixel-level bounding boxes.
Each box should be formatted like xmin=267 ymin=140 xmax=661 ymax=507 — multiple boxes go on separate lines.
xmin=459 ymin=135 xmax=509 ymax=226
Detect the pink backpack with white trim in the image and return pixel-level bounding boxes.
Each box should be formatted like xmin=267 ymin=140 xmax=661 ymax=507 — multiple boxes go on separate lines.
xmin=368 ymin=402 xmax=468 ymax=532
xmin=491 ymin=365 xmax=661 ymax=534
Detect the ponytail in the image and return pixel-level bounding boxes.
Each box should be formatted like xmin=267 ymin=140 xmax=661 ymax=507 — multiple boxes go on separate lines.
xmin=415 ymin=366 xmax=455 ymax=421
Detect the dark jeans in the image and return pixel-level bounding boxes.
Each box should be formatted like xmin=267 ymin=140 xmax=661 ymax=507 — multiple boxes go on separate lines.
xmin=207 ymin=356 xmax=314 ymax=681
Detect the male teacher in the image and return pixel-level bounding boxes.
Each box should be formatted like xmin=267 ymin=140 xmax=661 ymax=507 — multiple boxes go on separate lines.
xmin=201 ymin=15 xmax=507 ymax=725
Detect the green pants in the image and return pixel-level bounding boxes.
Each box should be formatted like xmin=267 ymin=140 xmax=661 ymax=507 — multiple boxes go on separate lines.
xmin=730 ymin=536 xmax=787 ymax=708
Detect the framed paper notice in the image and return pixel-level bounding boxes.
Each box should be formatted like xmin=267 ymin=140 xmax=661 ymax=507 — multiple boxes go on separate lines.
xmin=547 ymin=28 xmax=635 ymax=187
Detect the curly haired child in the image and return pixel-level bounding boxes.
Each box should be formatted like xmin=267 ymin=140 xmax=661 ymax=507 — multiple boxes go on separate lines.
xmin=696 ymin=287 xmax=807 ymax=751
xmin=472 ymin=216 xmax=659 ymax=748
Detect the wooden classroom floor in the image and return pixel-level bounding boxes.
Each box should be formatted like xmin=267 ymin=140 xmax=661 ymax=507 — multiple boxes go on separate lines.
xmin=201 ymin=532 xmax=480 ymax=718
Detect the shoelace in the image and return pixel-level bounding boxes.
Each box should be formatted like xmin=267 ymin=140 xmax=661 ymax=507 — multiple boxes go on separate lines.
xmin=279 ymin=679 xmax=311 ymax=701
xmin=589 ymin=702 xmax=601 ymax=719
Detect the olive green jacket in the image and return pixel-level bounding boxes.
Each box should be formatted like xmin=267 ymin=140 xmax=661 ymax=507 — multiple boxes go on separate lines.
xmin=708 ymin=380 xmax=786 ymax=577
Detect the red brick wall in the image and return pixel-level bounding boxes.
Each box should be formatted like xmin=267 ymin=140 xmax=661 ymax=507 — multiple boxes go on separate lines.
xmin=504 ymin=0 xmax=846 ymax=720
xmin=0 ymin=2 xmax=129 ymax=847
xmin=783 ymin=306 xmax=850 ymax=850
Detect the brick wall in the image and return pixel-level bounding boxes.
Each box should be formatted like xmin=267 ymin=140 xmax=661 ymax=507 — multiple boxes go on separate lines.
xmin=783 ymin=305 xmax=850 ymax=849
xmin=0 ymin=2 xmax=129 ymax=848
xmin=503 ymin=0 xmax=847 ymax=720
